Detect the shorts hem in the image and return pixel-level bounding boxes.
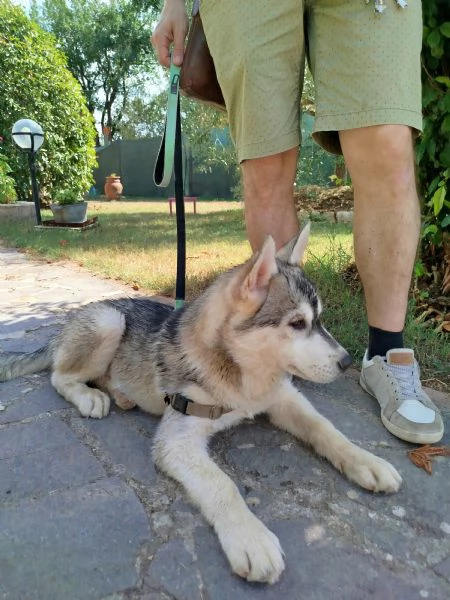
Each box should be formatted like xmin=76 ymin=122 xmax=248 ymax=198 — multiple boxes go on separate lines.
xmin=238 ymin=132 xmax=300 ymax=163
xmin=314 ymin=109 xmax=423 ymax=154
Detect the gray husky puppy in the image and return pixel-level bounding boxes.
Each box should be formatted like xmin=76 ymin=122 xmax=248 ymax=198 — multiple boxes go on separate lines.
xmin=0 ymin=225 xmax=401 ymax=584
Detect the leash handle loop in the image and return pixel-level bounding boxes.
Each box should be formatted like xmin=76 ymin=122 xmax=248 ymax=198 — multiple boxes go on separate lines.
xmin=154 ymin=60 xmax=181 ymax=187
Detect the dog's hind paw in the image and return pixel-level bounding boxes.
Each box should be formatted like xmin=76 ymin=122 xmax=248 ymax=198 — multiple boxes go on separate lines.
xmin=343 ymin=449 xmax=402 ymax=493
xmin=78 ymin=389 xmax=111 ymax=419
xmin=218 ymin=513 xmax=285 ymax=584
xmin=113 ymin=390 xmax=136 ymax=411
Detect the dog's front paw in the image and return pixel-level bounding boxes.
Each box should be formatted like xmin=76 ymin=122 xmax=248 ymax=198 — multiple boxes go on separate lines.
xmin=342 ymin=448 xmax=402 ymax=493
xmin=217 ymin=513 xmax=285 ymax=584
xmin=78 ymin=389 xmax=110 ymax=418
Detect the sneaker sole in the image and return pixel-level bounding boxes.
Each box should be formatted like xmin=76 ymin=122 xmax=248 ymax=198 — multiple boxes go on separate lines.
xmin=359 ymin=375 xmax=444 ymax=445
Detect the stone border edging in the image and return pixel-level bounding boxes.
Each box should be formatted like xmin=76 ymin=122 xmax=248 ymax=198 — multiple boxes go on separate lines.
xmin=298 ymin=209 xmax=354 ymax=224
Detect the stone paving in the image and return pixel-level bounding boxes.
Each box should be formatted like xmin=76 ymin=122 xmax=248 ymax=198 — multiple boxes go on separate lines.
xmin=0 ymin=246 xmax=449 ymax=600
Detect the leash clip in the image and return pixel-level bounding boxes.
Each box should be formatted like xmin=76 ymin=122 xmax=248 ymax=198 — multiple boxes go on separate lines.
xmin=171 ymin=73 xmax=180 ymax=95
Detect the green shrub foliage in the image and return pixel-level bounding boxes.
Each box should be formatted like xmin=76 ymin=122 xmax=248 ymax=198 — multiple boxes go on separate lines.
xmin=417 ymin=0 xmax=450 ymax=254
xmin=0 ymin=0 xmax=96 ymax=202
xmin=0 ymin=150 xmax=17 ymax=203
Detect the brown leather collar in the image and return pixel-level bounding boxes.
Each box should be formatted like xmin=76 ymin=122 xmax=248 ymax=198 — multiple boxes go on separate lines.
xmin=165 ymin=393 xmax=232 ymax=420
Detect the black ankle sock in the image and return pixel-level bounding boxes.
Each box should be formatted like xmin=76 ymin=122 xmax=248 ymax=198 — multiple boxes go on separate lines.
xmin=368 ymin=326 xmax=403 ymax=360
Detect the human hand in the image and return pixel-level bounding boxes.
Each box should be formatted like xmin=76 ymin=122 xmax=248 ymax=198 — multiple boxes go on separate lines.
xmin=151 ymin=0 xmax=189 ymax=68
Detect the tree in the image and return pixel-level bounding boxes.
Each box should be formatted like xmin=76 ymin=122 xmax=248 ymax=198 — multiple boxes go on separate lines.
xmin=33 ymin=0 xmax=160 ymax=142
xmin=117 ymin=93 xmax=167 ymax=139
xmin=117 ymin=89 xmax=240 ymax=194
xmin=0 ymin=0 xmax=96 ymax=202
xmin=417 ymin=0 xmax=450 ymax=295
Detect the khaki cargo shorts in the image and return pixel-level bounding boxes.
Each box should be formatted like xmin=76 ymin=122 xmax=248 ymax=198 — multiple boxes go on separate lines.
xmin=200 ymin=0 xmax=423 ymax=160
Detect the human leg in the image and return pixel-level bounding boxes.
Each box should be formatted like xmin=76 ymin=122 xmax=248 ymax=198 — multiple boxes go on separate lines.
xmin=308 ymin=0 xmax=423 ymax=340
xmin=339 ymin=125 xmax=419 ymax=335
xmin=241 ymin=148 xmax=299 ymax=252
xmin=200 ymin=0 xmax=305 ymax=251
xmin=339 ymin=124 xmax=443 ymax=443
xmin=308 ymin=1 xmax=443 ymax=442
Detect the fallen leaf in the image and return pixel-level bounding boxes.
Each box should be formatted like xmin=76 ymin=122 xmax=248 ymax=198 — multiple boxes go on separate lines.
xmin=408 ymin=445 xmax=450 ymax=475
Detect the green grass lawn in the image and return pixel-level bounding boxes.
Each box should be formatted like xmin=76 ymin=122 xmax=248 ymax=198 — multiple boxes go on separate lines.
xmin=1 ymin=199 xmax=448 ymax=390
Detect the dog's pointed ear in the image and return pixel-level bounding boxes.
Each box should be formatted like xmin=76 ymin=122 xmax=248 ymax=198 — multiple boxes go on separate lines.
xmin=276 ymin=222 xmax=310 ymax=265
xmin=241 ymin=236 xmax=278 ymax=303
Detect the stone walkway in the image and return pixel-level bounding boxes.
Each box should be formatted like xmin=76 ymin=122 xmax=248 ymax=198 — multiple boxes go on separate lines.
xmin=0 ymin=247 xmax=449 ymax=600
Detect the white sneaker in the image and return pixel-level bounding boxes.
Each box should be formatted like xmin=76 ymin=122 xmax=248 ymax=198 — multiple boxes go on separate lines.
xmin=360 ymin=348 xmax=444 ymax=444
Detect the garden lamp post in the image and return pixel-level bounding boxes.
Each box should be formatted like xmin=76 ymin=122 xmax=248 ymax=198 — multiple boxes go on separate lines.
xmin=12 ymin=119 xmax=44 ymax=225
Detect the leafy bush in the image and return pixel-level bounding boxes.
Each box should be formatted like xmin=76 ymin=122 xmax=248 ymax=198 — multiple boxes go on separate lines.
xmin=0 ymin=0 xmax=96 ymax=204
xmin=0 ymin=151 xmax=17 ymax=204
xmin=296 ymin=145 xmax=336 ymax=188
xmin=417 ymin=1 xmax=450 ymax=264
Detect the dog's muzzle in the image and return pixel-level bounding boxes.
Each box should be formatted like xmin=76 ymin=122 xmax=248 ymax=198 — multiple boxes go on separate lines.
xmin=338 ymin=353 xmax=352 ymax=371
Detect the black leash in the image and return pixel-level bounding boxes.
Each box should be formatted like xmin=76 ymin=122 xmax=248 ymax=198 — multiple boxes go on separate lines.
xmin=154 ymin=60 xmax=186 ymax=309
xmin=173 ymin=97 xmax=185 ymax=307
xmin=153 ymin=60 xmax=233 ymax=420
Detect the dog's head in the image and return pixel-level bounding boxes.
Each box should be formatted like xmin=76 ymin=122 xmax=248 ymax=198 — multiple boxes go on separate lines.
xmin=231 ymin=224 xmax=352 ymax=383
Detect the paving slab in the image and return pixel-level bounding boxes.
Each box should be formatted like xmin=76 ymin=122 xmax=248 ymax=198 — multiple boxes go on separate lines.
xmin=0 ymin=246 xmax=449 ymax=600
xmin=0 ymin=478 xmax=151 ymax=600
xmin=0 ymin=378 xmax=68 ymax=424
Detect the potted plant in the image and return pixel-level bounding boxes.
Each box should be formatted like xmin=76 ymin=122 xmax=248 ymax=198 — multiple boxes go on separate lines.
xmin=104 ymin=173 xmax=123 ymax=200
xmin=0 ymin=152 xmax=36 ymax=224
xmin=50 ymin=189 xmax=88 ymax=224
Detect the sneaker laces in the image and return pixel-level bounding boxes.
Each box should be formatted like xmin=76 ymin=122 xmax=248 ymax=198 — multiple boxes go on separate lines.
xmin=384 ymin=359 xmax=437 ymax=424
xmin=385 ymin=361 xmax=422 ymax=403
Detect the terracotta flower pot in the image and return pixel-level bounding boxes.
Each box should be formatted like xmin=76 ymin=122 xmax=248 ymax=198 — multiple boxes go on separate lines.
xmin=104 ymin=175 xmax=123 ymax=200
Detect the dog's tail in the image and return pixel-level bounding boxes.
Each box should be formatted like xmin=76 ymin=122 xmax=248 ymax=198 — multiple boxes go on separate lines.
xmin=0 ymin=345 xmax=53 ymax=381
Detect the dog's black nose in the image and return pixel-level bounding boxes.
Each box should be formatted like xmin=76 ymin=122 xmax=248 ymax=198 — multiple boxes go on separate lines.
xmin=338 ymin=353 xmax=352 ymax=371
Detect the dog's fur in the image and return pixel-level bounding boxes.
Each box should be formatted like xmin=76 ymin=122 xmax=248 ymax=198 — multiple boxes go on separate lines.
xmin=0 ymin=225 xmax=401 ymax=583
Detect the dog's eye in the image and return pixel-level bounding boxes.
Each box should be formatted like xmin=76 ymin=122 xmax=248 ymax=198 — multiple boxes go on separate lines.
xmin=289 ymin=318 xmax=306 ymax=330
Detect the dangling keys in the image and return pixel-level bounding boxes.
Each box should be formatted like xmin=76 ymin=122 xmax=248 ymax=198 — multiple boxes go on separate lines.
xmin=374 ymin=0 xmax=386 ymax=13
xmin=367 ymin=0 xmax=408 ymax=15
